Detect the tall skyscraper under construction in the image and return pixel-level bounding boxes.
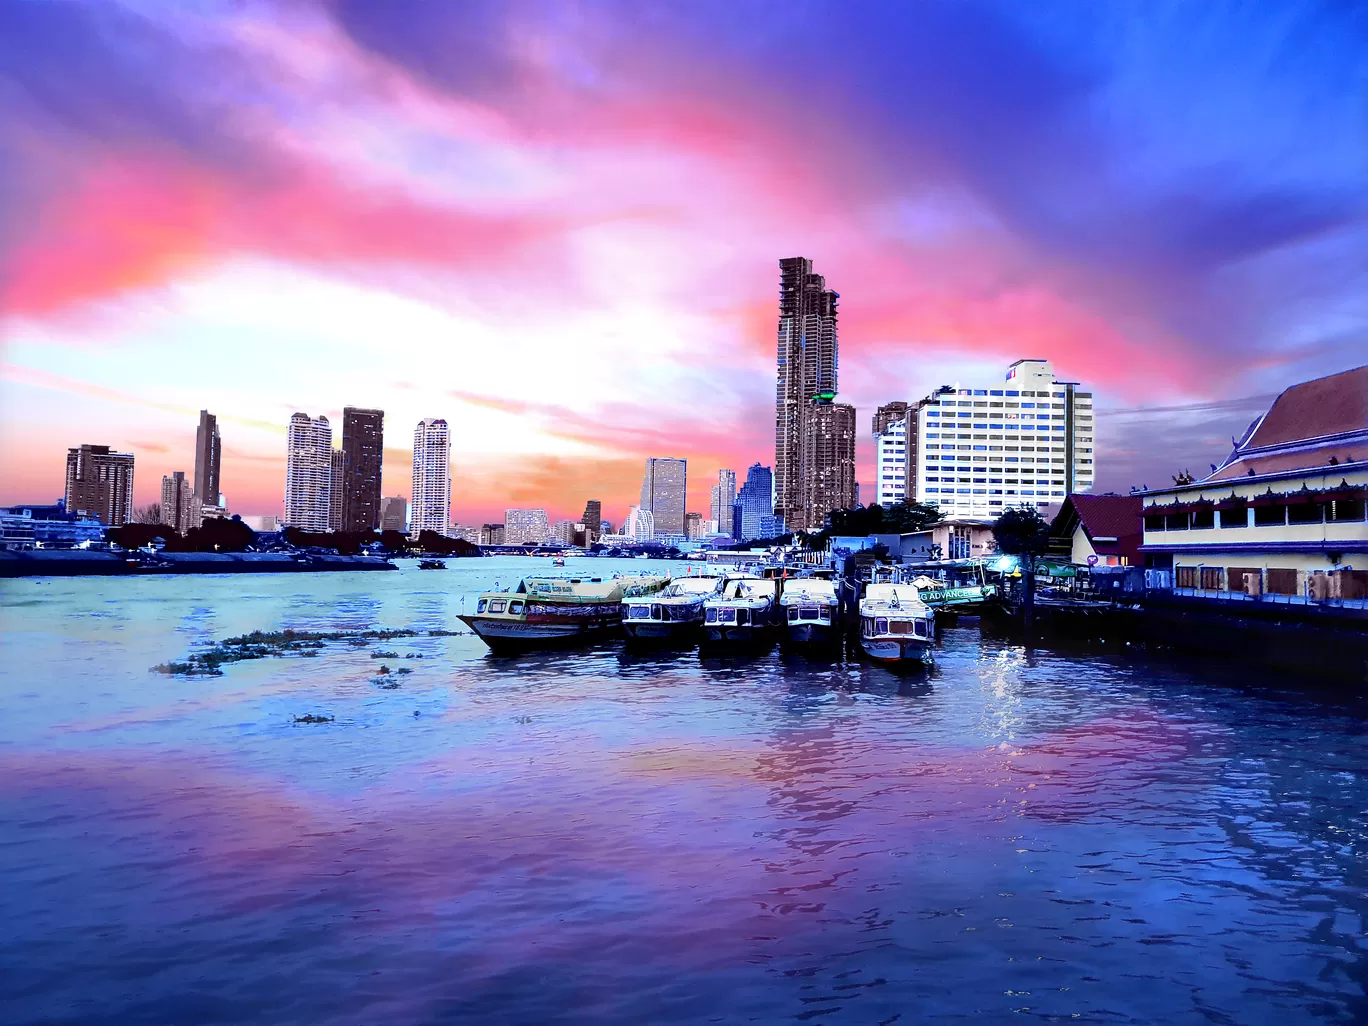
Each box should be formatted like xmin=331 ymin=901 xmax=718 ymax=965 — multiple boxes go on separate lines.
xmin=773 ymin=257 xmax=856 ymax=531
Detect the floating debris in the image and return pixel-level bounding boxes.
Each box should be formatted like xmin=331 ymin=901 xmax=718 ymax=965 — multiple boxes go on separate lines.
xmin=152 ymin=627 xmax=423 ymax=677
xmin=292 ymin=713 xmax=334 ymax=724
xmin=376 ymin=665 xmax=390 ymax=675
xmin=371 ymin=650 xmax=400 ymax=659
xmin=396 ymin=667 xmax=412 ymax=675
xmin=405 ymin=653 xmax=423 ymax=659
xmin=375 ymin=679 xmax=401 ymax=689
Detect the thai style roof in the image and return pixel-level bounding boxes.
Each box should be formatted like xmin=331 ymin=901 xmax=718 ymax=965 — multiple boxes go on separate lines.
xmin=1050 ymin=493 xmax=1142 ymax=561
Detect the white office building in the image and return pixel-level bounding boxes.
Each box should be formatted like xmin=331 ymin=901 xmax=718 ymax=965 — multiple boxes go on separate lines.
xmin=625 ymin=505 xmax=655 ymax=542
xmin=913 ymin=359 xmax=1094 ymax=518
xmin=504 ymin=508 xmax=550 ymax=545
xmin=410 ymin=418 xmax=451 ymax=538
xmin=284 ymin=413 xmax=333 ymax=531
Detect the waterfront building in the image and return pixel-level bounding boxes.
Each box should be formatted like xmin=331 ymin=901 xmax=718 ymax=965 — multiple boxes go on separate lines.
xmin=328 ymin=449 xmax=344 ymax=532
xmin=479 ymin=523 xmax=505 ymax=545
xmin=194 ymin=410 xmax=221 ymax=511
xmin=911 ymin=359 xmax=1094 ymax=519
xmin=504 ymin=508 xmax=550 ymax=545
xmin=1140 ymin=365 xmax=1368 ymax=596
xmin=581 ymin=500 xmax=602 ymax=542
xmin=733 ymin=463 xmax=774 ymax=542
xmin=2 ymin=501 xmax=106 ymax=548
xmin=160 ymin=471 xmax=195 ymax=534
xmin=684 ymin=512 xmax=703 ymax=539
xmin=774 ymin=257 xmax=855 ymax=530
xmin=284 ymin=413 xmax=333 ymax=532
xmin=380 ymin=496 xmax=408 ymax=533
xmin=341 ymin=407 xmax=384 ymax=532
xmin=710 ymin=469 xmax=737 ymax=534
xmin=65 ymin=444 xmax=135 ymax=526
xmin=410 ymin=418 xmax=450 ymax=538
xmin=625 ymin=506 xmax=656 ymax=542
xmin=1050 ymin=494 xmax=1142 ymax=567
xmin=639 ymin=458 xmax=687 ymax=537
xmin=0 ymin=510 xmax=36 ymax=549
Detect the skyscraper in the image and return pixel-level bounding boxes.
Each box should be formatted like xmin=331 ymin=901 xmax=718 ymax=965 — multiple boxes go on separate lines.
xmin=65 ymin=444 xmax=135 ymax=526
xmin=639 ymin=457 xmax=687 ymax=536
xmin=504 ymin=508 xmax=550 ymax=544
xmin=581 ymin=500 xmax=602 ymax=542
xmin=410 ymin=418 xmax=451 ymax=538
xmin=710 ymin=468 xmax=736 ymax=534
xmin=380 ymin=496 xmax=408 ymax=533
xmin=193 ymin=410 xmax=221 ymax=511
xmin=328 ymin=449 xmax=344 ymax=531
xmin=684 ymin=512 xmax=703 ymax=539
xmin=803 ymin=401 xmax=857 ymax=524
xmin=773 ymin=257 xmax=848 ymax=531
xmin=284 ymin=413 xmax=332 ymax=531
xmin=733 ymin=463 xmax=774 ymax=542
xmin=160 ymin=471 xmax=195 ymax=533
xmin=342 ymin=407 xmax=384 ymax=532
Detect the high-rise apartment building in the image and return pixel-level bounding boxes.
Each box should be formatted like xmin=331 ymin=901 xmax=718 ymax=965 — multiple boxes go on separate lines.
xmin=710 ymin=469 xmax=736 ymax=535
xmin=684 ymin=512 xmax=704 ymax=539
xmin=410 ymin=418 xmax=450 ymax=538
xmin=911 ymin=359 xmax=1094 ymax=518
xmin=160 ymin=471 xmax=195 ymax=533
xmin=581 ymin=500 xmax=602 ymax=542
xmin=65 ymin=444 xmax=135 ymax=526
xmin=733 ymin=463 xmax=774 ymax=542
xmin=872 ymin=394 xmax=950 ymax=506
xmin=773 ymin=257 xmax=852 ymax=531
xmin=194 ymin=410 xmax=221 ymax=511
xmin=284 ymin=413 xmax=333 ymax=531
xmin=479 ymin=523 xmax=505 ymax=545
xmin=504 ymin=508 xmax=550 ymax=544
xmin=328 ymin=449 xmax=344 ymax=531
xmin=380 ymin=496 xmax=408 ymax=533
xmin=639 ymin=458 xmax=687 ymax=537
xmin=341 ymin=407 xmax=384 ymax=532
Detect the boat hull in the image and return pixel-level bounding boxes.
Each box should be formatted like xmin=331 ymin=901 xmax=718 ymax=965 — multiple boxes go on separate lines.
xmin=458 ymin=613 xmax=620 ymax=652
xmin=860 ymin=637 xmax=933 ymax=664
xmin=784 ymin=621 xmax=837 ymax=645
xmin=702 ymin=623 xmax=777 ymax=646
xmin=623 ymin=619 xmax=701 ymax=641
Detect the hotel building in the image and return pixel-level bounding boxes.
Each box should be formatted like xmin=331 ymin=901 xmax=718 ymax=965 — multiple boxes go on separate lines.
xmin=284 ymin=413 xmax=333 ymax=532
xmin=410 ymin=418 xmax=451 ymax=538
xmin=65 ymin=444 xmax=135 ymax=526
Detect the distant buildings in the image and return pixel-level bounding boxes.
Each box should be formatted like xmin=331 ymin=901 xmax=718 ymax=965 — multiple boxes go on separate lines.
xmin=581 ymin=500 xmax=602 ymax=543
xmin=640 ymin=458 xmax=687 ymax=536
xmin=341 ymin=407 xmax=384 ymax=532
xmin=872 ymin=401 xmax=914 ymax=506
xmin=684 ymin=512 xmax=703 ymax=539
xmin=479 ymin=523 xmax=505 ymax=545
xmin=625 ymin=506 xmax=655 ymax=542
xmin=1 ymin=502 xmax=105 ymax=549
xmin=895 ymin=359 xmax=1094 ymax=519
xmin=553 ymin=519 xmax=580 ymax=544
xmin=773 ymin=257 xmax=855 ymax=531
xmin=328 ymin=449 xmax=344 ymax=532
xmin=160 ymin=471 xmax=195 ymax=533
xmin=284 ymin=413 xmax=333 ymax=532
xmin=733 ymin=463 xmax=774 ymax=542
xmin=710 ymin=469 xmax=736 ymax=536
xmin=380 ymin=496 xmax=408 ymax=533
xmin=411 ymin=418 xmax=451 ymax=537
xmin=504 ymin=508 xmax=550 ymax=544
xmin=194 ymin=410 xmax=221 ymax=519
xmin=241 ymin=514 xmax=278 ymax=533
xmin=65 ymin=444 xmax=135 ymax=526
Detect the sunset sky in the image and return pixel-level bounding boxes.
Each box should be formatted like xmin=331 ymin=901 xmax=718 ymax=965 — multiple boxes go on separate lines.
xmin=1 ymin=0 xmax=1365 ymax=525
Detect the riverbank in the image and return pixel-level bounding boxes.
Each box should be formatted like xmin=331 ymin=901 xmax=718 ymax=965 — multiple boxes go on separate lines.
xmin=0 ymin=549 xmax=395 ymax=577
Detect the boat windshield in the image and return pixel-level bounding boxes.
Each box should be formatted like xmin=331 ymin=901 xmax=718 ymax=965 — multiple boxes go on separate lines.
xmin=662 ymin=578 xmax=719 ymax=597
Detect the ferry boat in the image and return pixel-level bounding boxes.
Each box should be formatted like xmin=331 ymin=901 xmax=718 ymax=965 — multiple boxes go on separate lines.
xmin=702 ymin=575 xmax=780 ymax=645
xmin=459 ymin=574 xmax=668 ymax=652
xmin=418 ymin=558 xmax=446 ymax=570
xmin=779 ymin=577 xmax=840 ymax=645
xmin=622 ymin=574 xmax=725 ymax=642
xmin=858 ymin=583 xmax=934 ymax=665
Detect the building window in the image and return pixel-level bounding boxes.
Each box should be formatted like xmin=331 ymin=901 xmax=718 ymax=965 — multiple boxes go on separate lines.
xmin=1219 ymin=507 xmax=1248 ymax=529
xmin=1164 ymin=513 xmax=1188 ymax=531
xmin=1175 ymin=566 xmax=1197 ymax=588
xmin=1330 ymin=499 xmax=1367 ymax=522
xmin=1145 ymin=514 xmax=1165 ymax=532
xmin=1191 ymin=509 xmax=1214 ymax=529
xmin=1287 ymin=502 xmax=1323 ymax=525
xmin=1253 ymin=505 xmax=1285 ymax=527
xmin=1200 ymin=567 xmax=1224 ymax=590
xmin=1266 ymin=568 xmax=1298 ymax=595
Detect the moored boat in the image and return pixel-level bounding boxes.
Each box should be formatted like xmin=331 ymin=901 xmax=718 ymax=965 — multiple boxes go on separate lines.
xmin=702 ymin=575 xmax=780 ymax=646
xmin=418 ymin=558 xmax=446 ymax=570
xmin=779 ymin=577 xmax=840 ymax=645
xmin=622 ymin=573 xmax=725 ymax=643
xmin=459 ymin=574 xmax=667 ymax=652
xmin=858 ymin=583 xmax=934 ymax=665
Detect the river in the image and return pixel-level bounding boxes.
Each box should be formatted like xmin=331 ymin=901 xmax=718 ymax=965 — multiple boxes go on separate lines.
xmin=2 ymin=557 xmax=1365 ymax=1024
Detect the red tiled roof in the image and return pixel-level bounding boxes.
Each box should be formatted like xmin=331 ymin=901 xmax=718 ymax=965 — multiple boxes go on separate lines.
xmin=1062 ymin=493 xmax=1143 ymax=559
xmin=1207 ymin=443 xmax=1366 ymax=482
xmin=1245 ymin=365 xmax=1368 ymax=450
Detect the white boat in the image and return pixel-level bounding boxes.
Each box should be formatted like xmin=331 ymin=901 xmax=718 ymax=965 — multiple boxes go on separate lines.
xmin=779 ymin=578 xmax=840 ymax=645
xmin=702 ymin=575 xmax=779 ymax=645
xmin=858 ymin=583 xmax=934 ymax=664
xmin=621 ymin=573 xmax=725 ymax=642
xmin=459 ymin=574 xmax=667 ymax=652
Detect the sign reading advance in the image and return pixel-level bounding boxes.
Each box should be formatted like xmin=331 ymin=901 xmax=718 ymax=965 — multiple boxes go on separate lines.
xmin=918 ymin=584 xmax=997 ymax=605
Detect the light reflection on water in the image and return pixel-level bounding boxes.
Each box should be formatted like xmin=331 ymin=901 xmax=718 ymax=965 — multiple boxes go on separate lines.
xmin=1 ymin=557 xmax=1366 ymax=1025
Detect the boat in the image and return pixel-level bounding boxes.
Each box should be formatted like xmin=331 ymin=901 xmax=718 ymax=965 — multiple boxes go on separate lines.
xmin=858 ymin=583 xmax=934 ymax=665
xmin=779 ymin=577 xmax=840 ymax=645
xmin=459 ymin=574 xmax=668 ymax=652
xmin=552 ymin=556 xmax=566 ymax=567
xmin=621 ymin=573 xmax=725 ymax=642
xmin=702 ymin=575 xmax=780 ymax=645
xmin=418 ymin=558 xmax=447 ymax=570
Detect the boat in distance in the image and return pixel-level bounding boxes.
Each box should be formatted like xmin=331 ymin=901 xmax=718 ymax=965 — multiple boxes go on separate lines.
xmin=622 ymin=573 xmax=725 ymax=642
xmin=858 ymin=583 xmax=934 ymax=665
xmin=702 ymin=575 xmax=780 ymax=646
xmin=460 ymin=574 xmax=668 ymax=651
xmin=779 ymin=577 xmax=840 ymax=645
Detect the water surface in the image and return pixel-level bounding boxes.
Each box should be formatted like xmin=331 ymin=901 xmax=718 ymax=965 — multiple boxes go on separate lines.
xmin=2 ymin=558 xmax=1366 ymax=1024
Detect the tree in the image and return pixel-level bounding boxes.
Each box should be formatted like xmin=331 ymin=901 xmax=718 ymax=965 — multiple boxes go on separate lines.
xmin=107 ymin=522 xmax=173 ymax=549
xmin=811 ymin=501 xmax=943 ymax=550
xmin=131 ymin=502 xmax=163 ymax=525
xmin=180 ymin=516 xmax=255 ymax=553
xmin=991 ymin=506 xmax=1052 ymax=641
xmin=415 ymin=530 xmax=480 ymax=557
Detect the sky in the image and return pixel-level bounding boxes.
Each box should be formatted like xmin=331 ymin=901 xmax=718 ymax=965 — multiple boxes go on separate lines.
xmin=1 ymin=0 xmax=1365 ymax=526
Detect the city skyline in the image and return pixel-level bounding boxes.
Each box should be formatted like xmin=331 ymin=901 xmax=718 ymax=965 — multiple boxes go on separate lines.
xmin=2 ymin=3 xmax=1364 ymax=521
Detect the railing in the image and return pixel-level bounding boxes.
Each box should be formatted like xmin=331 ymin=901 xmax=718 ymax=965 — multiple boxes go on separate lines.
xmin=1160 ymin=587 xmax=1368 ymax=610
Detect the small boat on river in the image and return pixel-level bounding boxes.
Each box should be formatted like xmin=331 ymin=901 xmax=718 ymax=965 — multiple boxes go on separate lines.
xmin=702 ymin=575 xmax=780 ymax=646
xmin=779 ymin=577 xmax=840 ymax=646
xmin=418 ymin=558 xmax=447 ymax=570
xmin=858 ymin=583 xmax=934 ymax=665
xmin=460 ymin=574 xmax=668 ymax=652
xmin=621 ymin=573 xmax=725 ymax=642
